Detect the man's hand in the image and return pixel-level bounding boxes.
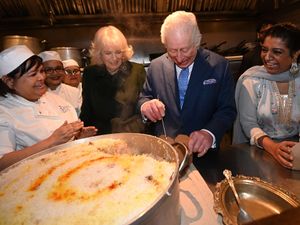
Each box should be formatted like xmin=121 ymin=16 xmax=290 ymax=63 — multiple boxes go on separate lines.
xmin=188 ymin=130 xmax=213 ymax=157
xmin=141 ymin=99 xmax=165 ymax=122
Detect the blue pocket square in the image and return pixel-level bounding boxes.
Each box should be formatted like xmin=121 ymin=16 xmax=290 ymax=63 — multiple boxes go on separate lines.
xmin=203 ymin=79 xmax=217 ymax=85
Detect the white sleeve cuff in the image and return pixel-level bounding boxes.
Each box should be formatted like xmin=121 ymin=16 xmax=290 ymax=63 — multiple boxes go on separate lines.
xmin=250 ymin=127 xmax=267 ymax=148
xmin=140 ymin=102 xmax=148 ymax=123
xmin=201 ymin=129 xmax=216 ymax=148
xmin=141 ymin=113 xmax=148 ymax=123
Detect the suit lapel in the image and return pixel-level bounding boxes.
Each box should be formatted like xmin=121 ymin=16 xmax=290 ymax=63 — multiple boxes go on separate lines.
xmin=162 ymin=54 xmax=180 ymax=106
xmin=182 ymin=50 xmax=213 ymax=110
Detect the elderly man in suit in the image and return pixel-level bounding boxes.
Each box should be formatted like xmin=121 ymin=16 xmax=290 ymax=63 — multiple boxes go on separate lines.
xmin=138 ymin=11 xmax=236 ymax=157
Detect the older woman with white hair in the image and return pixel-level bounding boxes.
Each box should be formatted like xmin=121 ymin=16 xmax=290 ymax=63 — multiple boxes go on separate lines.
xmin=0 ymin=45 xmax=97 ymax=170
xmin=80 ymin=25 xmax=146 ymax=134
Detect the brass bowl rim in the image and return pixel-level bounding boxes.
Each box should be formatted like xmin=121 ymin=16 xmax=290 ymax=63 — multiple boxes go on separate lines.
xmin=213 ymin=174 xmax=300 ymax=225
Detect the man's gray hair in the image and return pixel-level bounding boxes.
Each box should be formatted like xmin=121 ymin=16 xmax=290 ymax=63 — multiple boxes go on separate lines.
xmin=160 ymin=11 xmax=202 ymax=48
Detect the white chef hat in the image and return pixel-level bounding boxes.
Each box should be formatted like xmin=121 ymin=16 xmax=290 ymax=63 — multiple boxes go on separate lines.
xmin=62 ymin=59 xmax=79 ymax=68
xmin=0 ymin=45 xmax=34 ymax=77
xmin=38 ymin=51 xmax=62 ymax=62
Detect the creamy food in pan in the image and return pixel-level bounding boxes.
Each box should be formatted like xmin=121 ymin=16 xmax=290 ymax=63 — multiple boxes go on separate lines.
xmin=0 ymin=139 xmax=175 ymax=225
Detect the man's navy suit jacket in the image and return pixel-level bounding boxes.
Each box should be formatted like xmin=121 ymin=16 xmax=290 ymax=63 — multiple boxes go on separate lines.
xmin=138 ymin=49 xmax=237 ymax=147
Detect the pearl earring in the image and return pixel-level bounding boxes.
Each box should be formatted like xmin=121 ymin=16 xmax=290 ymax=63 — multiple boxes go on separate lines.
xmin=289 ymin=62 xmax=299 ymax=76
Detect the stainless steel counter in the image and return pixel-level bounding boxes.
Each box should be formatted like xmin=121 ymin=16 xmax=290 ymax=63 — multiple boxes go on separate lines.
xmin=193 ymin=143 xmax=300 ymax=198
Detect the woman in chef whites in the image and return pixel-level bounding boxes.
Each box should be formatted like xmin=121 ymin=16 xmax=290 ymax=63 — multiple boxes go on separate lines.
xmin=0 ymin=45 xmax=97 ymax=170
xmin=80 ymin=25 xmax=146 ymax=134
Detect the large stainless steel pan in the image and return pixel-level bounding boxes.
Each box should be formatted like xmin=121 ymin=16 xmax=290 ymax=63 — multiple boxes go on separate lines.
xmin=3 ymin=133 xmax=188 ymax=225
xmin=2 ymin=35 xmax=46 ymax=54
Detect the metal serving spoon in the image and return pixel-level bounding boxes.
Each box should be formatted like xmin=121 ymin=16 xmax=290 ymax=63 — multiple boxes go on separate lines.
xmin=157 ymin=94 xmax=167 ymax=138
xmin=223 ymin=169 xmax=253 ymax=224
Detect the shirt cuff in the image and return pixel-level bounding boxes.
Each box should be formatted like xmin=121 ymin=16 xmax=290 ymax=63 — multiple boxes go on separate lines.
xmin=140 ymin=102 xmax=148 ymax=123
xmin=250 ymin=127 xmax=267 ymax=148
xmin=141 ymin=113 xmax=148 ymax=124
xmin=201 ymin=129 xmax=216 ymax=148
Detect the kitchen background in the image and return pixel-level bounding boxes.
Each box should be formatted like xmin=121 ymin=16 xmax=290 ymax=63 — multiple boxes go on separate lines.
xmin=1 ymin=0 xmax=300 ymax=76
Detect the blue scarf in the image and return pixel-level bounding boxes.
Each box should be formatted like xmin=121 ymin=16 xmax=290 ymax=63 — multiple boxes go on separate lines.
xmin=233 ymin=65 xmax=299 ymax=144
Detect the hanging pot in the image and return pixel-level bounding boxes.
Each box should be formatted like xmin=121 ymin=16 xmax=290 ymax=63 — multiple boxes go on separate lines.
xmin=50 ymin=47 xmax=84 ymax=67
xmin=2 ymin=35 xmax=46 ymax=54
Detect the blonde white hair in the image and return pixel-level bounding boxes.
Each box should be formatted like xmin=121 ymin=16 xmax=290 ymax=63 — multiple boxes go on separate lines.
xmin=89 ymin=26 xmax=134 ymax=65
xmin=160 ymin=11 xmax=202 ymax=48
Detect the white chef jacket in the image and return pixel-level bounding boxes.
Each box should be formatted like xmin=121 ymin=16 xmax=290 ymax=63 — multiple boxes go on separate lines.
xmin=77 ymin=82 xmax=82 ymax=94
xmin=48 ymin=83 xmax=82 ymax=115
xmin=0 ymin=92 xmax=78 ymax=157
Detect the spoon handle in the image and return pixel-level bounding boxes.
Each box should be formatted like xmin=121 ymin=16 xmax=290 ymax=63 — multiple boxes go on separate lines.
xmin=223 ymin=169 xmax=241 ymax=206
xmin=157 ymin=94 xmax=167 ymax=138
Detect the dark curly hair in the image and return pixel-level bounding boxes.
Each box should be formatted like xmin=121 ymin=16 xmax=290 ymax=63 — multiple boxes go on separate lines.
xmin=262 ymin=22 xmax=300 ymax=61
xmin=0 ymin=55 xmax=42 ymax=97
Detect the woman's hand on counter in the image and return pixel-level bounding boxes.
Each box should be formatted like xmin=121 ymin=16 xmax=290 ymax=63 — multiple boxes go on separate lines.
xmin=260 ymin=136 xmax=297 ymax=169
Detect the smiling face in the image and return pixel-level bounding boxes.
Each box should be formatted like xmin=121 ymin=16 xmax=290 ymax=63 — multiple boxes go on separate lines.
xmin=63 ymin=65 xmax=81 ymax=88
xmin=12 ymin=64 xmax=47 ymax=101
xmin=261 ymin=36 xmax=293 ymax=74
xmin=165 ymin=29 xmax=197 ymax=68
xmin=100 ymin=42 xmax=124 ymax=74
xmin=43 ymin=60 xmax=65 ymax=90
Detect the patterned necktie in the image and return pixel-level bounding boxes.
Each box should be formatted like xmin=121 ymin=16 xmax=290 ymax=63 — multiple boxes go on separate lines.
xmin=178 ymin=67 xmax=189 ymax=108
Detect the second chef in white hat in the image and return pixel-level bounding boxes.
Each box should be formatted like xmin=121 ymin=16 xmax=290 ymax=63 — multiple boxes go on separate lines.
xmin=38 ymin=51 xmax=82 ymax=115
xmin=39 ymin=51 xmax=82 ymax=115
